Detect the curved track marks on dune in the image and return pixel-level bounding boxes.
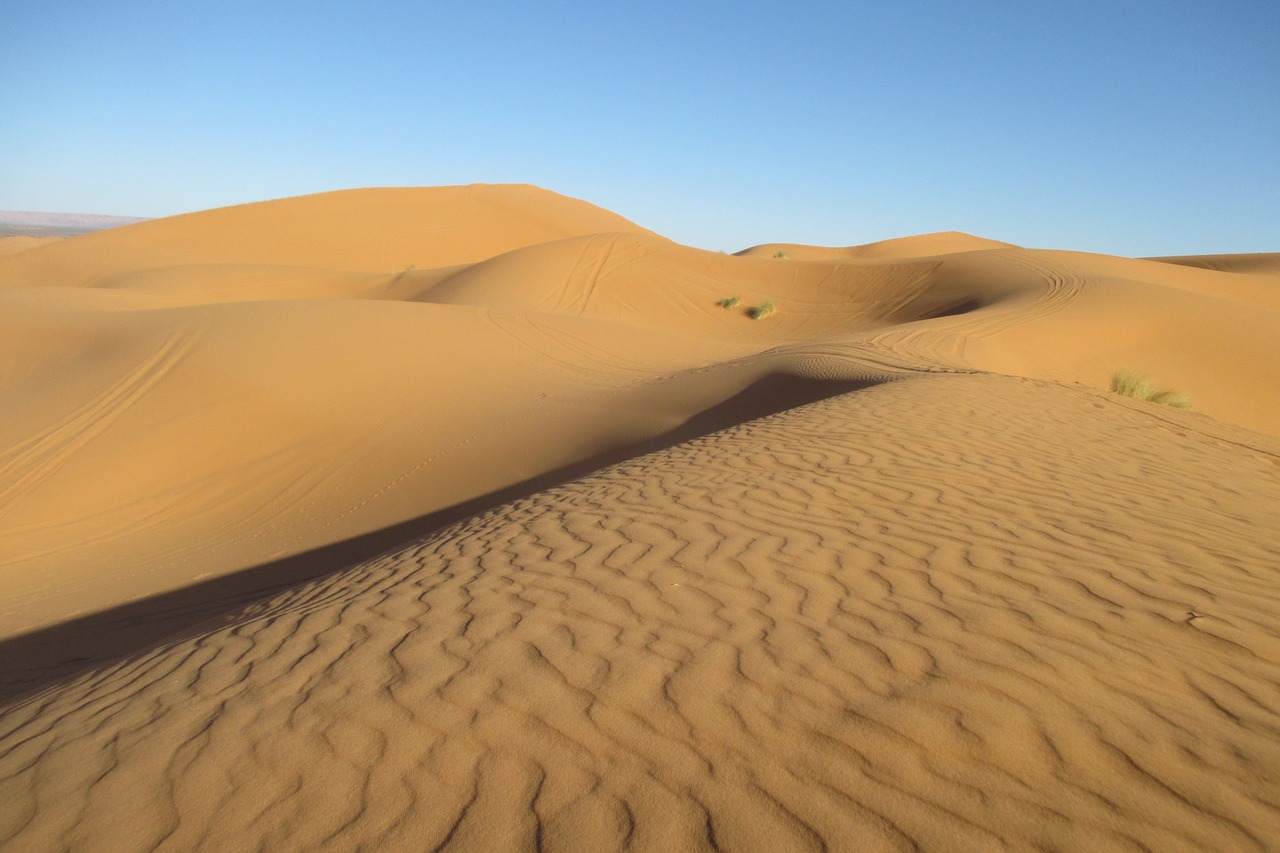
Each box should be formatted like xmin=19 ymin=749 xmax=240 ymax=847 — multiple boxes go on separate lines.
xmin=868 ymin=251 xmax=1088 ymax=369
xmin=547 ymin=234 xmax=622 ymax=317
xmin=0 ymin=331 xmax=197 ymax=518
xmin=3 ymin=374 xmax=1279 ymax=851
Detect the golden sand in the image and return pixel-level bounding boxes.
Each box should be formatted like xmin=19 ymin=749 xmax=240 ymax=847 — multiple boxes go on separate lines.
xmin=1 ymin=186 xmax=1278 ymax=851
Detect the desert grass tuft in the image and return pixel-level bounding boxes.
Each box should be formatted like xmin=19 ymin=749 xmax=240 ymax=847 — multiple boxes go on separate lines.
xmin=718 ymin=296 xmax=741 ymax=309
xmin=1110 ymin=370 xmax=1191 ymax=410
xmin=750 ymin=299 xmax=777 ymax=320
xmin=773 ymin=250 xmax=790 ymax=260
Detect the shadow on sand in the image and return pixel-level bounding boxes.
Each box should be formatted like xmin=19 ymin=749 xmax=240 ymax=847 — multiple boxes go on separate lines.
xmin=0 ymin=374 xmax=885 ymax=704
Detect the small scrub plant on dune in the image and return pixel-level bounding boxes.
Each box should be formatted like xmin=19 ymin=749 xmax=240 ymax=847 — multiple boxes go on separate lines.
xmin=750 ymin=299 xmax=778 ymax=320
xmin=773 ymin=250 xmax=790 ymax=259
xmin=1110 ymin=370 xmax=1192 ymax=410
xmin=718 ymin=295 xmax=741 ymax=309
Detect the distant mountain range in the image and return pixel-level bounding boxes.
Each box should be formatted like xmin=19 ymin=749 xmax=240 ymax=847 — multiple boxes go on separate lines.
xmin=0 ymin=210 xmax=150 ymax=237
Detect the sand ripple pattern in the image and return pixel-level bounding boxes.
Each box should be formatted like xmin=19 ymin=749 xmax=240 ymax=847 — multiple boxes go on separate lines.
xmin=3 ymin=375 xmax=1280 ymax=852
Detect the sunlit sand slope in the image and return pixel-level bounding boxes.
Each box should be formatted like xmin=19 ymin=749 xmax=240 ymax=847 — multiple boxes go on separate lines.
xmin=2 ymin=374 xmax=1279 ymax=852
xmin=0 ymin=185 xmax=1278 ymax=647
xmin=1148 ymin=252 xmax=1280 ymax=275
xmin=738 ymin=230 xmax=1018 ymax=260
xmin=0 ymin=236 xmax=61 ymax=257
xmin=0 ymin=185 xmax=657 ymax=287
xmin=854 ymin=248 xmax=1280 ymax=434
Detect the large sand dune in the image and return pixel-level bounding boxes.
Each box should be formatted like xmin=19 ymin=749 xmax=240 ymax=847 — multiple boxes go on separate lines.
xmin=1 ymin=185 xmax=1278 ymax=851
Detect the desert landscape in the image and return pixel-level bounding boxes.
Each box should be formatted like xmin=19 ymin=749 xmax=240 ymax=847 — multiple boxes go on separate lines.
xmin=1 ymin=184 xmax=1278 ymax=851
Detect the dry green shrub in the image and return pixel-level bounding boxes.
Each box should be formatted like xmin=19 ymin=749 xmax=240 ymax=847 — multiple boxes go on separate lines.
xmin=1110 ymin=370 xmax=1191 ymax=410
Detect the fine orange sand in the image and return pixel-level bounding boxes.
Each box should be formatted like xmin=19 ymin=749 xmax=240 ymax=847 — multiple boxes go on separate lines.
xmin=0 ymin=236 xmax=62 ymax=258
xmin=2 ymin=186 xmax=1279 ymax=851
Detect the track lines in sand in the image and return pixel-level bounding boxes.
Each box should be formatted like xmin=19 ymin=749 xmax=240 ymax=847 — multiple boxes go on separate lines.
xmin=3 ymin=374 xmax=1280 ymax=851
xmin=479 ymin=309 xmax=662 ymax=386
xmin=867 ymin=250 xmax=1088 ymax=370
xmin=0 ymin=331 xmax=197 ymax=516
xmin=546 ymin=233 xmax=623 ymax=317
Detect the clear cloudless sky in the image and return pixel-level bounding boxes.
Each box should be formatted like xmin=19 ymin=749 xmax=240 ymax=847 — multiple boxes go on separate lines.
xmin=3 ymin=0 xmax=1277 ymax=255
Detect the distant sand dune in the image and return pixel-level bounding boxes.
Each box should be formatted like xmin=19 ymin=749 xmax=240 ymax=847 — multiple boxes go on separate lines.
xmin=0 ymin=185 xmax=656 ymax=289
xmin=1148 ymin=252 xmax=1280 ymax=275
xmin=0 ymin=236 xmax=62 ymax=257
xmin=738 ymin=230 xmax=1019 ymax=261
xmin=1 ymin=185 xmax=1278 ymax=851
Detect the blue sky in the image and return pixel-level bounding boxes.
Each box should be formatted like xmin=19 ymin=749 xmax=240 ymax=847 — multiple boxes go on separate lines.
xmin=4 ymin=1 xmax=1277 ymax=255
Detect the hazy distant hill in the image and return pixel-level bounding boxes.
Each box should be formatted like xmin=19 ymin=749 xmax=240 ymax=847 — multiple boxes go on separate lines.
xmin=0 ymin=210 xmax=149 ymax=237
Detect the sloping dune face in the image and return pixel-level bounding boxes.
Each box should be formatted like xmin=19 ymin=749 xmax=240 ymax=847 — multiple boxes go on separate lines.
xmin=1148 ymin=252 xmax=1280 ymax=275
xmin=3 ymin=375 xmax=1279 ymax=852
xmin=738 ymin=230 xmax=1019 ymax=261
xmin=0 ymin=185 xmax=658 ymax=286
xmin=0 ymin=236 xmax=62 ymax=257
xmin=1 ymin=185 xmax=1279 ymax=851
xmin=0 ymin=188 xmax=1049 ymax=642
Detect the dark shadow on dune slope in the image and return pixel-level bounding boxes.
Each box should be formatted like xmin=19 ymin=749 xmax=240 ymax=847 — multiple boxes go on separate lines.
xmin=923 ymin=297 xmax=985 ymax=319
xmin=0 ymin=373 xmax=886 ymax=704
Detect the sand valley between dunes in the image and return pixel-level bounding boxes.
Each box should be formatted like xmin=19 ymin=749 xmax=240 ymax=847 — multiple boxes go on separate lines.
xmin=1 ymin=185 xmax=1279 ymax=851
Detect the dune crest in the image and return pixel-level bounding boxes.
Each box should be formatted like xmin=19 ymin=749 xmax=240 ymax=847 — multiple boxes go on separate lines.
xmin=0 ymin=184 xmax=658 ymax=288
xmin=1146 ymin=252 xmax=1280 ymax=275
xmin=738 ymin=230 xmax=1018 ymax=261
xmin=1 ymin=186 xmax=1278 ymax=851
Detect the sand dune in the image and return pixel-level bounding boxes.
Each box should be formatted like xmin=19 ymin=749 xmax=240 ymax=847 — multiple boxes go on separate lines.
xmin=738 ymin=230 xmax=1019 ymax=261
xmin=0 ymin=185 xmax=657 ymax=290
xmin=0 ymin=236 xmax=61 ymax=257
xmin=1148 ymin=252 xmax=1280 ymax=275
xmin=1 ymin=185 xmax=1278 ymax=851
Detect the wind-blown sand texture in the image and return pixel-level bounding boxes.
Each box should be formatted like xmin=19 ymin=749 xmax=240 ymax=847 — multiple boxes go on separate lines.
xmin=2 ymin=185 xmax=1279 ymax=851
